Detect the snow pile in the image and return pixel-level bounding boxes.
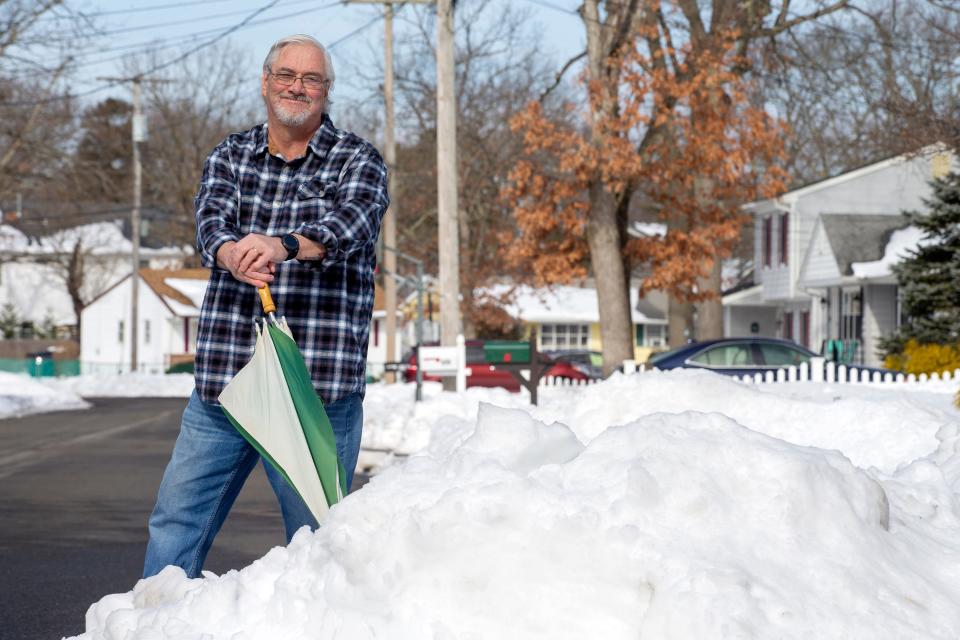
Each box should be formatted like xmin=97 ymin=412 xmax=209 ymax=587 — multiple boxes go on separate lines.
xmin=0 ymin=372 xmax=88 ymax=418
xmin=364 ymin=371 xmax=956 ymax=474
xmin=40 ymin=373 xmax=196 ymax=398
xmin=73 ymin=398 xmax=960 ymax=639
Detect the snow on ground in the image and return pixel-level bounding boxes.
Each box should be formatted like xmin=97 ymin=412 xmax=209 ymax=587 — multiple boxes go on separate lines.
xmin=70 ymin=371 xmax=960 ymax=640
xmin=0 ymin=372 xmax=89 ymax=419
xmin=40 ymin=372 xmax=196 ymax=399
xmin=364 ymin=372 xmax=958 ymax=474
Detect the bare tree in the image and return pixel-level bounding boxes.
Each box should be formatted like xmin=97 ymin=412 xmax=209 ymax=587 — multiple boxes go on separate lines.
xmin=350 ymin=0 xmax=560 ymax=337
xmin=760 ymin=0 xmax=960 ymax=185
xmin=0 ymin=1 xmax=95 ymax=199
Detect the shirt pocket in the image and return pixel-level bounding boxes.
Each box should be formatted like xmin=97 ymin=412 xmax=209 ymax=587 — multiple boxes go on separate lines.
xmin=293 ymin=178 xmax=337 ymax=223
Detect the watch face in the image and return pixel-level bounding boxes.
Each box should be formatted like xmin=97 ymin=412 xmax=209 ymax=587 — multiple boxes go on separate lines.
xmin=282 ymin=234 xmax=299 ymax=258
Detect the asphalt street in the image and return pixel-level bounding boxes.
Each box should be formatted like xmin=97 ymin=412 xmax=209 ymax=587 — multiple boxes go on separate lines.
xmin=0 ymin=397 xmax=369 ymax=640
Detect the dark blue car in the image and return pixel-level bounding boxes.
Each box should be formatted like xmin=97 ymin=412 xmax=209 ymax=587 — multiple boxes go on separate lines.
xmin=648 ymin=337 xmax=891 ymax=378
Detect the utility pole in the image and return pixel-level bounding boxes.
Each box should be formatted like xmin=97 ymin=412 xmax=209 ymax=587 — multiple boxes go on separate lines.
xmin=98 ymin=75 xmax=169 ymax=372
xmin=130 ymin=78 xmax=143 ymax=372
xmin=382 ymin=2 xmax=398 ymax=382
xmin=436 ymin=0 xmax=461 ymax=387
xmin=346 ymin=0 xmax=429 ymax=382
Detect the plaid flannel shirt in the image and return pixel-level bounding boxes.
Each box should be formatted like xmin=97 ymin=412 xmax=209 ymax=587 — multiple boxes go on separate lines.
xmin=193 ymin=114 xmax=388 ymax=405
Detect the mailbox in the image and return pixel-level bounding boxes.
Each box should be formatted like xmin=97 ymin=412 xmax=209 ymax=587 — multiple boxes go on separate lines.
xmin=483 ymin=341 xmax=530 ymax=364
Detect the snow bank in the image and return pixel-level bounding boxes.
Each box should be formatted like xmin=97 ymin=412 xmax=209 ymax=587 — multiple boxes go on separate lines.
xmin=73 ymin=400 xmax=960 ymax=639
xmin=40 ymin=373 xmax=195 ymax=398
xmin=364 ymin=371 xmax=957 ymax=474
xmin=0 ymin=372 xmax=89 ymax=419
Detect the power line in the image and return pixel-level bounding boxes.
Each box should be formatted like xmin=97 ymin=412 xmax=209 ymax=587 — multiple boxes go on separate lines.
xmin=328 ymin=13 xmax=387 ymax=49
xmin=1 ymin=1 xmax=350 ymax=82
xmin=90 ymin=0 xmax=321 ymax=38
xmin=0 ymin=0 xmax=284 ymax=107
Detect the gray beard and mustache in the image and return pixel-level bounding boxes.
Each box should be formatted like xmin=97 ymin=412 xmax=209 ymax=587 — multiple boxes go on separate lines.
xmin=270 ymin=93 xmax=319 ymax=127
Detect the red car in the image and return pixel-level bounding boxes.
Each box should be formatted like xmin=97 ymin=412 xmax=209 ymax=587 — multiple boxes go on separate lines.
xmin=402 ymin=341 xmax=596 ymax=392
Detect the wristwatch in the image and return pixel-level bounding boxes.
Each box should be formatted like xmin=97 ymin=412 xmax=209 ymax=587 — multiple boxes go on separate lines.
xmin=280 ymin=233 xmax=300 ymax=261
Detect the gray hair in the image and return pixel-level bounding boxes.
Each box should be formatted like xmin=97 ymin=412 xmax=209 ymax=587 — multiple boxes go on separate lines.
xmin=262 ymin=34 xmax=336 ymax=95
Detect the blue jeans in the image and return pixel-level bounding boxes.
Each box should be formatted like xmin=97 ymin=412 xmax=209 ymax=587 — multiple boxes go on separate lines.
xmin=143 ymin=389 xmax=363 ymax=579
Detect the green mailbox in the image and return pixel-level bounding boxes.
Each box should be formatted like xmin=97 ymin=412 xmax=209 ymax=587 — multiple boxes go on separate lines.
xmin=483 ymin=341 xmax=531 ymax=364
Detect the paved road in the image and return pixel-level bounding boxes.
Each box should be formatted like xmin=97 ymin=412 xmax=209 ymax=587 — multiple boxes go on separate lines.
xmin=0 ymin=397 xmax=368 ymax=640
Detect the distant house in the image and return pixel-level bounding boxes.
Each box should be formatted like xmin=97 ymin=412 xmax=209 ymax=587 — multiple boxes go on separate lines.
xmin=0 ymin=218 xmax=189 ymax=334
xmin=367 ymin=285 xmax=405 ymax=378
xmin=81 ymin=268 xmax=208 ymax=374
xmin=725 ymin=146 xmax=954 ymax=367
xmin=500 ymin=284 xmax=669 ymax=363
xmin=82 ymin=269 xmax=402 ymax=377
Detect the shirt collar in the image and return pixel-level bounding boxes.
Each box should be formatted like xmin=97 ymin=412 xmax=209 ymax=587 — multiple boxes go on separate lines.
xmin=256 ymin=114 xmax=339 ymax=159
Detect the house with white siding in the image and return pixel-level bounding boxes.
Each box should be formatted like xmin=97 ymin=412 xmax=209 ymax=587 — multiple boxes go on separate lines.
xmin=82 ymin=268 xmax=404 ymax=377
xmin=81 ymin=268 xmax=208 ymax=374
xmin=0 ymin=219 xmax=188 ymax=334
xmin=724 ymin=146 xmax=954 ymax=367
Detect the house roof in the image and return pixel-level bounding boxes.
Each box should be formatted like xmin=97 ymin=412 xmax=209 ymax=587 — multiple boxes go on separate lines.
xmin=744 ymin=143 xmax=953 ymax=212
xmin=0 ymin=203 xmax=182 ymax=250
xmin=0 ymin=219 xmax=188 ymax=257
xmin=140 ymin=268 xmax=209 ymax=310
xmin=489 ymin=284 xmax=668 ymax=325
xmin=84 ymin=267 xmax=209 ymax=318
xmin=820 ymin=214 xmax=910 ymax=276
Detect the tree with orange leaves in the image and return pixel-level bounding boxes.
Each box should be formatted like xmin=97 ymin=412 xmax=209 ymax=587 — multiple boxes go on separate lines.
xmin=503 ymin=1 xmax=846 ymax=374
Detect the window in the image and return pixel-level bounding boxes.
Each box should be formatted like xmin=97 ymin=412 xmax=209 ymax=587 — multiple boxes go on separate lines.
xmin=373 ymin=319 xmax=380 ymax=347
xmin=144 ymin=320 xmax=151 ymax=344
xmin=540 ymin=323 xmax=590 ymax=350
xmin=783 ymin=311 xmax=794 ymax=341
xmin=758 ymin=344 xmax=809 ymax=367
xmin=800 ymin=311 xmax=810 ymax=348
xmin=118 ymin=320 xmax=124 ymax=343
xmin=840 ymin=289 xmax=862 ymax=341
xmin=688 ymin=344 xmax=754 ymax=367
xmin=762 ymin=216 xmax=772 ymax=267
xmin=779 ymin=213 xmax=789 ymax=265
xmin=636 ymin=324 xmax=666 ymax=348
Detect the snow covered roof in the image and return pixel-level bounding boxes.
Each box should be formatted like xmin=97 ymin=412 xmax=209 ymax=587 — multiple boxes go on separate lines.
xmin=850 ymin=225 xmax=928 ymax=279
xmin=0 ymin=221 xmax=188 ymax=257
xmin=140 ymin=269 xmax=210 ymax=318
xmin=821 ymin=214 xmax=909 ymax=276
xmin=490 ymin=285 xmax=667 ymax=324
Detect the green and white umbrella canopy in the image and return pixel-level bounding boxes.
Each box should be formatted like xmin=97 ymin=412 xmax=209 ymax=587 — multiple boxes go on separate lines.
xmin=219 ymin=316 xmax=346 ymax=522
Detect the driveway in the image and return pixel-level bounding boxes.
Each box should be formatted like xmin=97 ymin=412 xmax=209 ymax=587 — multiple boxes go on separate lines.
xmin=0 ymin=397 xmax=368 ymax=640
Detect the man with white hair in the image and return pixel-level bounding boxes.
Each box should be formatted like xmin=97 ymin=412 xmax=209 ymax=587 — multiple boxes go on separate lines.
xmin=143 ymin=34 xmax=388 ymax=578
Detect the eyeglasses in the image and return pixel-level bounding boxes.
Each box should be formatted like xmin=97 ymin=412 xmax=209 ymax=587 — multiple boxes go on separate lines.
xmin=268 ymin=68 xmax=328 ymax=90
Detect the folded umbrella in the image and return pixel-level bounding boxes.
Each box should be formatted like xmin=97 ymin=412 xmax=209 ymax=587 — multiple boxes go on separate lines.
xmin=218 ymin=285 xmax=347 ymax=522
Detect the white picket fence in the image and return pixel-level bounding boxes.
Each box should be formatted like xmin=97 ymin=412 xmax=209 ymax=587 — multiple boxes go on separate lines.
xmin=539 ymin=375 xmax=600 ymax=387
xmin=723 ymin=357 xmax=959 ymax=386
xmin=536 ymin=357 xmax=960 ymax=388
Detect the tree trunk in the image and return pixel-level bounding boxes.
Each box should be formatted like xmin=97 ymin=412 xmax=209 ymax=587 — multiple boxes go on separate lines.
xmin=695 ymin=258 xmax=724 ymax=339
xmin=588 ymin=183 xmax=634 ymax=375
xmin=66 ymin=245 xmax=86 ymax=339
xmin=668 ymin=296 xmax=693 ymax=347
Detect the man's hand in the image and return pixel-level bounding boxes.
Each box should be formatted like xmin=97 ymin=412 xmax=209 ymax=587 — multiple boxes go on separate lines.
xmin=217 ymin=234 xmax=285 ymax=287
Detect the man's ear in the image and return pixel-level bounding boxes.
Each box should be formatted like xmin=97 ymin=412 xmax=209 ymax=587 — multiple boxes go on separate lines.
xmin=260 ymin=73 xmax=268 ymax=99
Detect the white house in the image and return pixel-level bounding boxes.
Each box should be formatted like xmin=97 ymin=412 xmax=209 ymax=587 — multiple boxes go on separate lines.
xmin=82 ymin=268 xmax=403 ymax=377
xmin=81 ymin=268 xmax=208 ymax=374
xmin=725 ymin=146 xmax=954 ymax=367
xmin=0 ymin=220 xmax=189 ymax=332
xmin=366 ymin=284 xmax=405 ymax=378
xmin=497 ymin=284 xmax=670 ymax=362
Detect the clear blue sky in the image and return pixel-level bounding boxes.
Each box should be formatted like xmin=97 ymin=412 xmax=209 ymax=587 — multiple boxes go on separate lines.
xmin=59 ymin=0 xmax=587 ymax=112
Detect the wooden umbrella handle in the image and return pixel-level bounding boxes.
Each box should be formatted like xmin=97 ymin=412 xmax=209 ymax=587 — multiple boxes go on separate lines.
xmin=258 ymin=284 xmax=277 ymax=314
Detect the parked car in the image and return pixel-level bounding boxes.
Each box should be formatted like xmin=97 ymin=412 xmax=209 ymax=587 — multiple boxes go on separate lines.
xmin=648 ymin=337 xmax=891 ymax=378
xmin=402 ymin=341 xmax=595 ymax=392
xmin=541 ymin=349 xmax=604 ymax=380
